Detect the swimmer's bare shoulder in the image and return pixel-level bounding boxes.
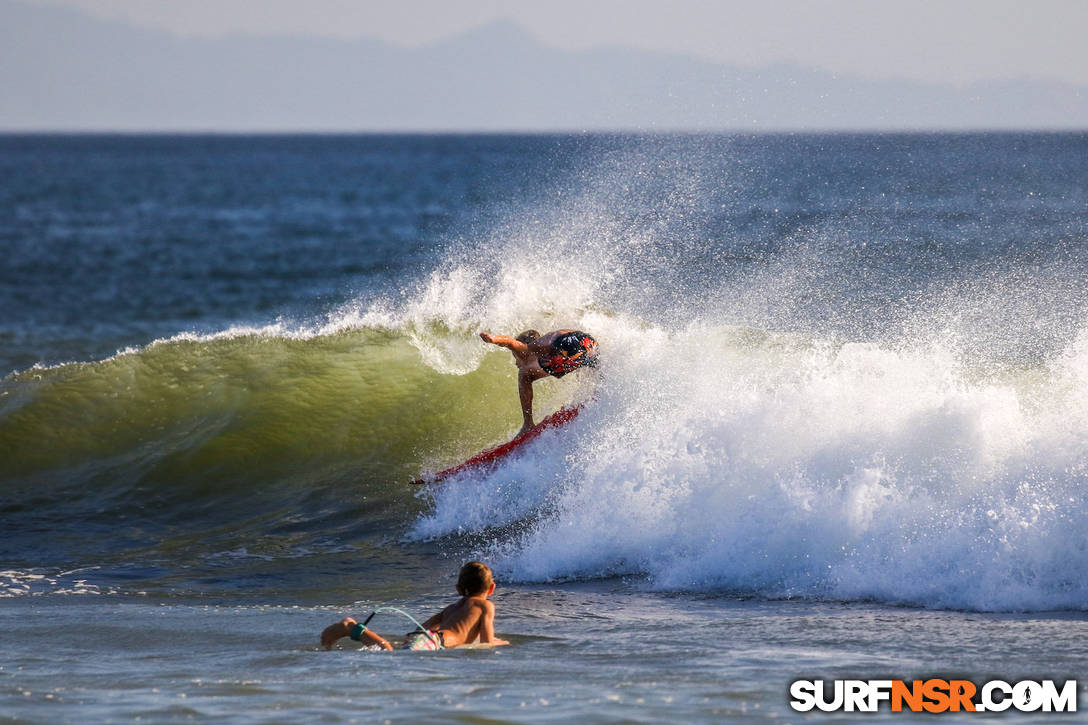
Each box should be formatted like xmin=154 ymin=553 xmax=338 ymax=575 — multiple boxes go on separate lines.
xmin=435 ymin=596 xmax=508 ymax=647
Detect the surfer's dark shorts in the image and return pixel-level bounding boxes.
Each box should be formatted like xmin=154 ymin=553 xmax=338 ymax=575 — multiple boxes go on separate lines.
xmin=538 ymin=331 xmax=599 ymax=378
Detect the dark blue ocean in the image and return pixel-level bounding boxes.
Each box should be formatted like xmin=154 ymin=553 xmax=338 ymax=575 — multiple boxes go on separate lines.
xmin=2 ymin=134 xmax=1087 ymax=722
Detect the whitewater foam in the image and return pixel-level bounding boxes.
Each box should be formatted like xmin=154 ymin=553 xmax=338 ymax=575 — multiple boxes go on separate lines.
xmin=0 ymin=568 xmax=121 ymax=598
xmin=415 ymin=317 xmax=1088 ymax=612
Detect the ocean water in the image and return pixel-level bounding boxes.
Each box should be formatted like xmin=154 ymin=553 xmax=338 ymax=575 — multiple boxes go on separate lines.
xmin=2 ymin=133 xmax=1088 ymax=722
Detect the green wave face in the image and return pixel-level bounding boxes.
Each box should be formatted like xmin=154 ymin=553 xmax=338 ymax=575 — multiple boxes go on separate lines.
xmin=0 ymin=328 xmax=530 ymax=502
xmin=0 ymin=320 xmax=581 ymax=597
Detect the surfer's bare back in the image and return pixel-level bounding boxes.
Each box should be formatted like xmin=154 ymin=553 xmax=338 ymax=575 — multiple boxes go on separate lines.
xmin=479 ymin=329 xmax=599 ymax=433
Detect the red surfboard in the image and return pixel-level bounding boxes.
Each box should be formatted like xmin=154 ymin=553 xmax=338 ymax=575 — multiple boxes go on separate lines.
xmin=411 ymin=405 xmax=582 ymax=485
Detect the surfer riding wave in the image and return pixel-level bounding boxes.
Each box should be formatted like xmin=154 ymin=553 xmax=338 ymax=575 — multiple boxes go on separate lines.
xmin=479 ymin=329 xmax=599 ymax=433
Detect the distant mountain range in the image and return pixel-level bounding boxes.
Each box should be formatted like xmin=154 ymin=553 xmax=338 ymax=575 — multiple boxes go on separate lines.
xmin=2 ymin=0 xmax=1085 ymax=131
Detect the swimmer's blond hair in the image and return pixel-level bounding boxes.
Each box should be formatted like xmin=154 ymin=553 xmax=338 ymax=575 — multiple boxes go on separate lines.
xmin=456 ymin=561 xmax=494 ymax=596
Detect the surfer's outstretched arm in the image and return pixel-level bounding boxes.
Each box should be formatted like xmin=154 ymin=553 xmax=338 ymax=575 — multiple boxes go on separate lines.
xmin=479 ymin=332 xmax=529 ymax=355
xmin=481 ymin=330 xmax=548 ymax=432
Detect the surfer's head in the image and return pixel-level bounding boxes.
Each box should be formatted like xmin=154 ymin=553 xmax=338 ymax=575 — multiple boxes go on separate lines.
xmin=456 ymin=561 xmax=495 ymax=597
xmin=516 ymin=329 xmax=540 ymax=344
xmin=538 ymin=331 xmax=599 ymax=378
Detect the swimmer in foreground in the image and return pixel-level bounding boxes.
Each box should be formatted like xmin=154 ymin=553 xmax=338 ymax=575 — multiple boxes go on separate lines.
xmin=479 ymin=328 xmax=599 ymax=434
xmin=320 ymin=561 xmax=509 ymax=651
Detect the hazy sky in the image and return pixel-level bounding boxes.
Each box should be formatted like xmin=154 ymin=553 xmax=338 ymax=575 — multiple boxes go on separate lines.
xmin=32 ymin=0 xmax=1088 ymax=87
